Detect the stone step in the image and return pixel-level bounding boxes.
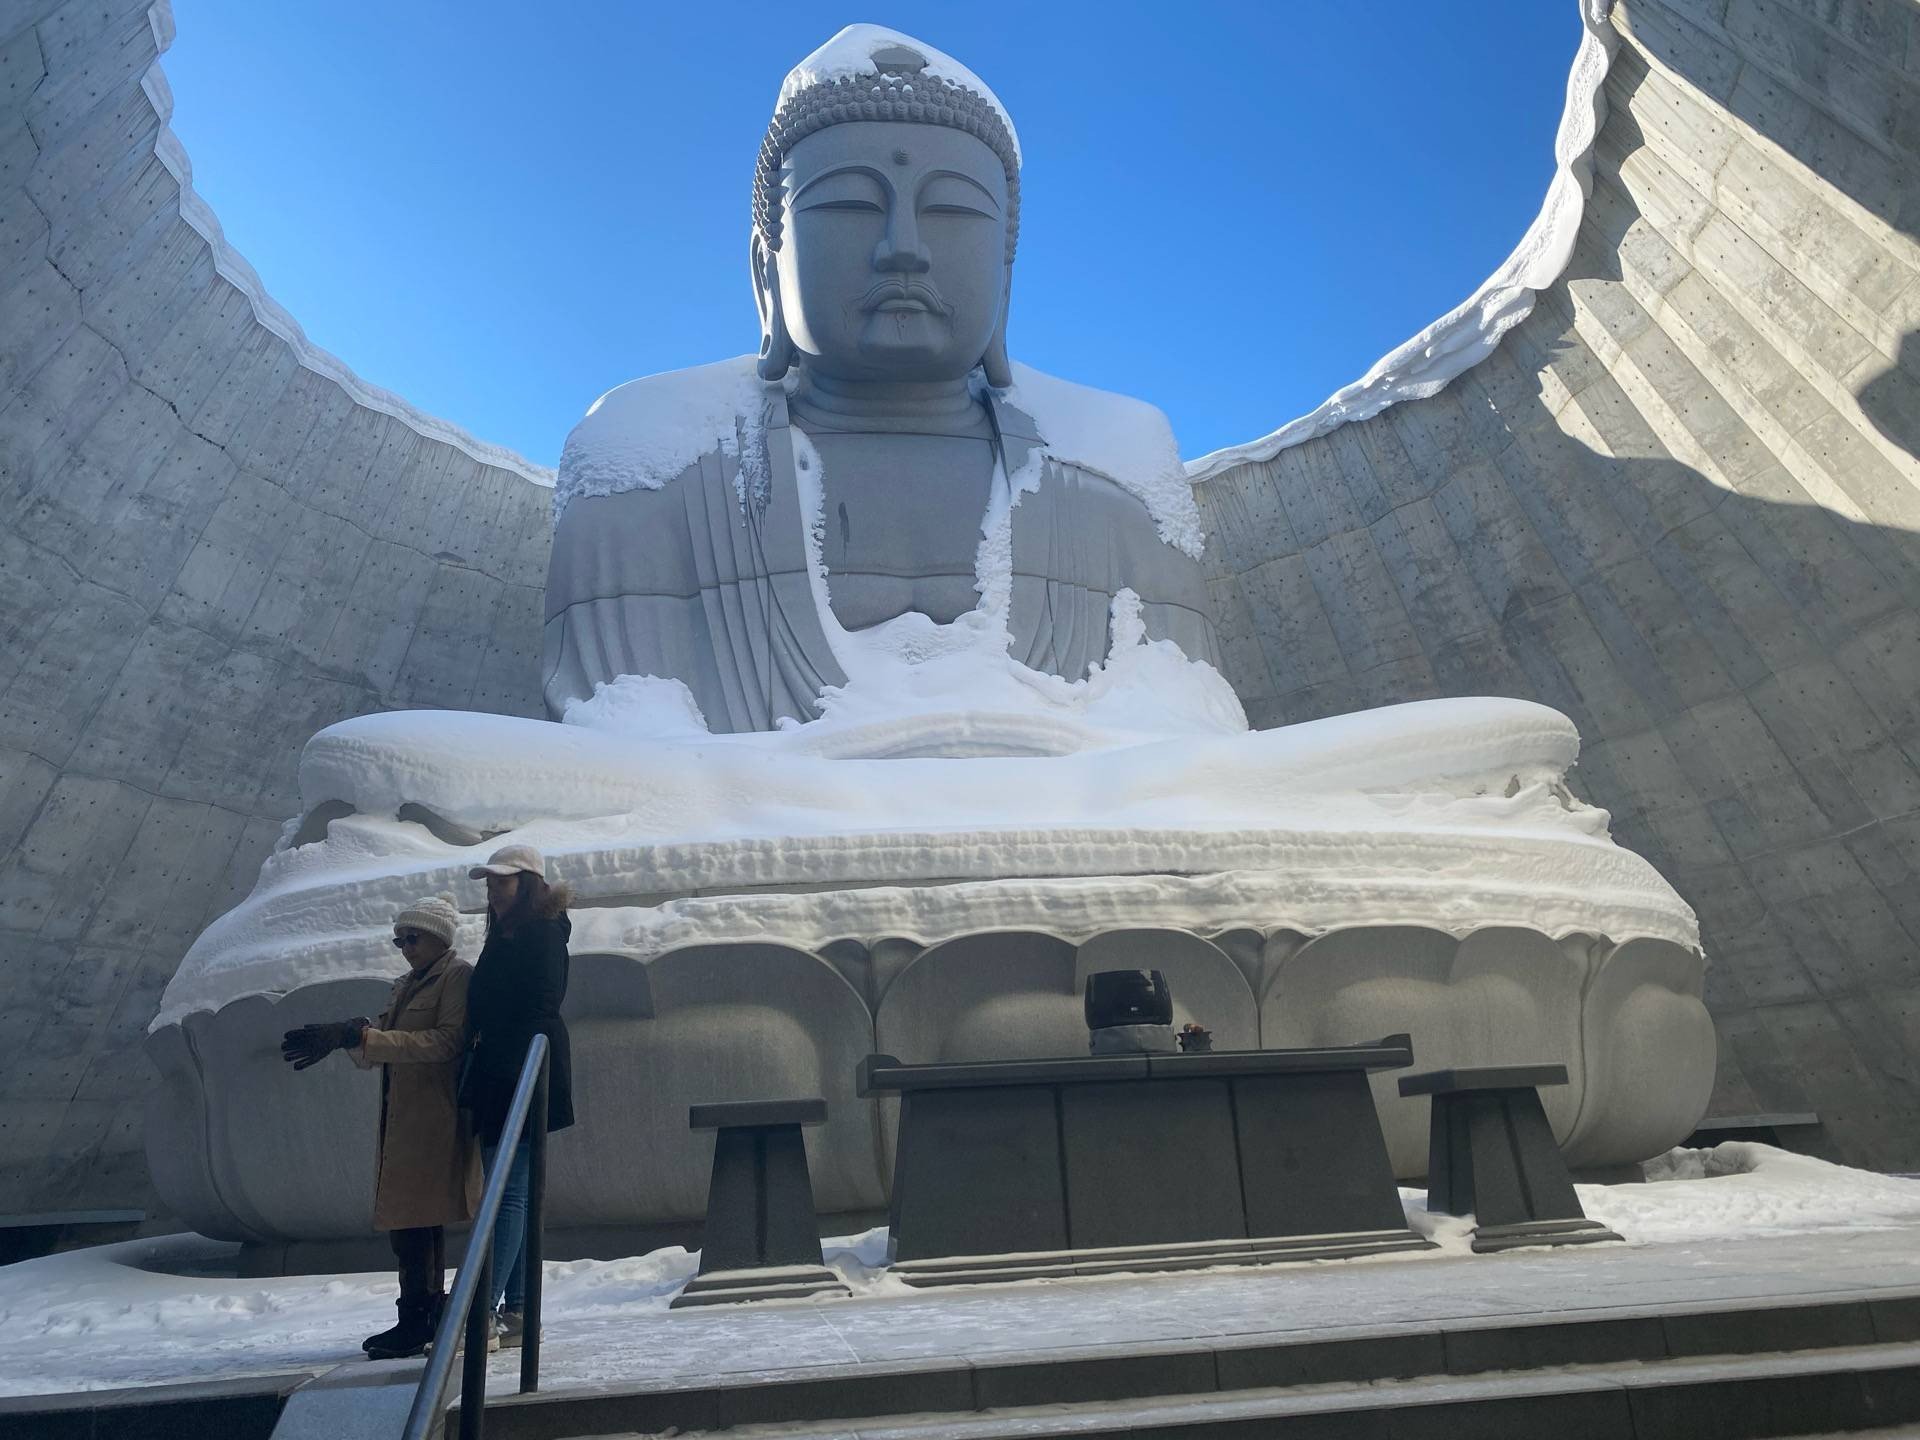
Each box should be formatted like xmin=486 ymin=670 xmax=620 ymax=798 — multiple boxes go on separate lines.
xmin=468 ymin=1289 xmax=1920 ymax=1440
xmin=640 ymin=1343 xmax=1920 ymax=1440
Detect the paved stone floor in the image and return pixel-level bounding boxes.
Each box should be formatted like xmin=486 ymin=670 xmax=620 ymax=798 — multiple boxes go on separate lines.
xmin=10 ymin=1222 xmax=1920 ymax=1401
xmin=489 ymin=1226 xmax=1920 ymax=1396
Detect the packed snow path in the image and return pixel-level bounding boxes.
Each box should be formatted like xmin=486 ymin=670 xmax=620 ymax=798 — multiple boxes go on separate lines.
xmin=2 ymin=1147 xmax=1919 ymax=1399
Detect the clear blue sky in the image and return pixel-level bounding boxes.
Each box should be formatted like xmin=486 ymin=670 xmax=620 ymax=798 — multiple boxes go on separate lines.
xmin=162 ymin=2 xmax=1584 ymax=468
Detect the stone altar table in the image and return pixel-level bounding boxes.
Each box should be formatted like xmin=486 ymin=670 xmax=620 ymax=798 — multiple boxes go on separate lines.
xmin=858 ymin=1038 xmax=1433 ymax=1287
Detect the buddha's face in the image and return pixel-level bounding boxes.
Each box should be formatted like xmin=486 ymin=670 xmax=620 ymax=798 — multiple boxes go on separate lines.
xmin=776 ymin=120 xmax=1009 ymax=383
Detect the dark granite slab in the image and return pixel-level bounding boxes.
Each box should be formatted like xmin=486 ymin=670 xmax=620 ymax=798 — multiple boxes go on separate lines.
xmin=687 ymin=1098 xmax=827 ymax=1130
xmin=860 ymin=1036 xmax=1416 ymax=1098
xmin=868 ymin=1035 xmax=1429 ymax=1281
xmin=1398 ymin=1064 xmax=1569 ymax=1096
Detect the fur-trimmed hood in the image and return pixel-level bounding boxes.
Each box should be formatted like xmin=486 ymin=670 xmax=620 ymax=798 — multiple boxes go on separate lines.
xmin=538 ymin=881 xmax=573 ymax=918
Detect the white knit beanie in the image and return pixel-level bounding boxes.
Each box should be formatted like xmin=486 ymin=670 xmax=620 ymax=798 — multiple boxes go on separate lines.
xmin=393 ymin=892 xmax=460 ymax=946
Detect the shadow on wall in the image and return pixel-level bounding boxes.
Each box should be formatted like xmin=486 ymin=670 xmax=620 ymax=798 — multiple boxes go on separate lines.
xmin=1618 ymin=0 xmax=1920 ymax=461
xmin=1522 ymin=339 xmax=1920 ymax=1181
xmin=1610 ymin=0 xmax=1920 ymax=1161
xmin=1861 ymin=332 xmax=1920 ymax=466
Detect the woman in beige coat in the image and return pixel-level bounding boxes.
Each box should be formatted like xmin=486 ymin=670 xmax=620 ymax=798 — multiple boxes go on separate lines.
xmin=281 ymin=894 xmax=483 ymax=1359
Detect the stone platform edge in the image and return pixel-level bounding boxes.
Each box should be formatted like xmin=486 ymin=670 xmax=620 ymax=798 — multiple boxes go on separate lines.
xmin=465 ymin=1286 xmax=1920 ymax=1437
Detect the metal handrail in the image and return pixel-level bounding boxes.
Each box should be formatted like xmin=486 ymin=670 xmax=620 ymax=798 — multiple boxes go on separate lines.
xmin=401 ymin=1033 xmax=550 ymax=1440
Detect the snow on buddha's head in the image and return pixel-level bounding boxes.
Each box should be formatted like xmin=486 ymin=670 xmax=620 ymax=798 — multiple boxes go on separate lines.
xmin=758 ymin=25 xmax=1022 ymax=241
xmin=751 ymin=26 xmax=1020 ymax=386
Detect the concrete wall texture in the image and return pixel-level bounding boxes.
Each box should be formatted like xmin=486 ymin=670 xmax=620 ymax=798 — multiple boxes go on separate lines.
xmin=0 ymin=1 xmax=552 ymax=1218
xmin=1193 ymin=0 xmax=1920 ymax=1169
xmin=1 ymin=0 xmax=1916 ymax=1221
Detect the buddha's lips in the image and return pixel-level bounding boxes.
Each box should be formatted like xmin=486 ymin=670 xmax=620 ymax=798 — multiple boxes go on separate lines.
xmin=862 ymin=280 xmax=949 ymax=315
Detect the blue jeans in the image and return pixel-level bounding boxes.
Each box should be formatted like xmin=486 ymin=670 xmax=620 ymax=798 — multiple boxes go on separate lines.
xmin=480 ymin=1139 xmax=532 ymax=1310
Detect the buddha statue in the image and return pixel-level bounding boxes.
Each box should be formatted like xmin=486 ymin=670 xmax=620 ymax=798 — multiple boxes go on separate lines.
xmin=148 ymin=26 xmax=1713 ymax=1261
xmin=542 ymin=28 xmax=1219 ymax=735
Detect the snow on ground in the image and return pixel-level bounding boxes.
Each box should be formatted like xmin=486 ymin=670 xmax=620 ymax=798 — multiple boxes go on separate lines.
xmin=1583 ymin=1142 xmax=1920 ymax=1243
xmin=0 ymin=1228 xmax=889 ymax=1399
xmin=1397 ymin=1143 xmax=1920 ymax=1249
xmin=5 ymin=1145 xmax=1919 ymax=1399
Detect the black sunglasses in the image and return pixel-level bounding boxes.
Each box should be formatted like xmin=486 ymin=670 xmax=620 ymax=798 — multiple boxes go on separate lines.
xmin=391 ymin=930 xmax=428 ymax=948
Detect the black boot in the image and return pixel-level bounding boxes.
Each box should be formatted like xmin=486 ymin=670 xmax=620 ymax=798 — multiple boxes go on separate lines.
xmin=363 ymin=1296 xmax=436 ymax=1360
xmin=362 ymin=1299 xmax=405 ymax=1356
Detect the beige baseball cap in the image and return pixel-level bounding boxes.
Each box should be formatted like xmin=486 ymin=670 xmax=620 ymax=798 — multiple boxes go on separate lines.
xmin=468 ymin=843 xmax=546 ymax=881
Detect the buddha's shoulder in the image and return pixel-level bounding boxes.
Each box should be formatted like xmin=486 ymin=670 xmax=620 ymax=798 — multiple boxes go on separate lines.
xmin=1002 ymin=362 xmax=1177 ymax=463
xmin=556 ymin=355 xmax=769 ymax=511
xmin=1002 ymin=363 xmax=1203 ymax=560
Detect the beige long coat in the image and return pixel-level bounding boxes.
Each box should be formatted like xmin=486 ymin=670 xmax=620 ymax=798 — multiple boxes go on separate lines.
xmin=351 ymin=948 xmax=483 ymax=1231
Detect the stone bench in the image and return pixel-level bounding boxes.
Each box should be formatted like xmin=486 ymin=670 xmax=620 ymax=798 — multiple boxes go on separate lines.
xmin=1399 ymin=1065 xmax=1621 ymax=1253
xmin=671 ymin=1099 xmax=850 ymax=1307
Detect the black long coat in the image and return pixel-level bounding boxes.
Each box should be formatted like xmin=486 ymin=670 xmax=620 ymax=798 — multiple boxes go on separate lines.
xmin=461 ymin=888 xmax=576 ymax=1145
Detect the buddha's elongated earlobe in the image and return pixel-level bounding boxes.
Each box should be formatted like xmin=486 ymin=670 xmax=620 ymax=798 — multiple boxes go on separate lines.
xmin=980 ymin=268 xmax=1013 ymax=389
xmin=752 ymin=231 xmax=795 ymax=382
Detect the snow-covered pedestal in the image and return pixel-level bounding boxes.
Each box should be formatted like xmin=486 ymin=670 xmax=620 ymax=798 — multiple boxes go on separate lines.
xmin=145 ymin=679 xmax=1710 ymax=1250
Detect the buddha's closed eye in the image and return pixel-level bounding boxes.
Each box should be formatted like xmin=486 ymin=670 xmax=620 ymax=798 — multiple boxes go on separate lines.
xmin=919 ymin=173 xmax=999 ymax=220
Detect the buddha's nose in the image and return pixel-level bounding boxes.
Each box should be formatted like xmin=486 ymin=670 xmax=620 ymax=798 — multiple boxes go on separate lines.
xmin=874 ymin=210 xmax=931 ymax=274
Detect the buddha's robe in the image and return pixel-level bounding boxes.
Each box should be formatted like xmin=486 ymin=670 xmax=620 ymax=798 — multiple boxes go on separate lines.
xmin=542 ymin=362 xmax=1220 ymax=733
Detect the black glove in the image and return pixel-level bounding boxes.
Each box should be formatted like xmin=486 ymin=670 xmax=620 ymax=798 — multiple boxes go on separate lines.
xmin=280 ymin=1018 xmax=369 ymax=1070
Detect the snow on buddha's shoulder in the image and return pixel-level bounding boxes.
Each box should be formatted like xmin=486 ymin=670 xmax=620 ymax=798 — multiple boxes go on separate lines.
xmin=555 ymin=356 xmax=765 ymax=519
xmin=1005 ymin=362 xmax=1203 ymax=558
xmin=549 ymin=354 xmax=1204 ymax=557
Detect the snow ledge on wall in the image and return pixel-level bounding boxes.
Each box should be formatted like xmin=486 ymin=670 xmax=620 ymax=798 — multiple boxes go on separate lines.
xmin=139 ymin=3 xmax=555 ymax=487
xmin=1182 ymin=0 xmax=1620 ymax=482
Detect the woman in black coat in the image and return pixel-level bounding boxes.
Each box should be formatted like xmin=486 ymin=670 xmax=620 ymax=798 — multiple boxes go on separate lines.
xmin=462 ymin=844 xmax=574 ymax=1347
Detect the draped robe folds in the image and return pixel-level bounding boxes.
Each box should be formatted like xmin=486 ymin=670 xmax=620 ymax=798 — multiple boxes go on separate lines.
xmin=542 ymin=382 xmax=1221 ymax=733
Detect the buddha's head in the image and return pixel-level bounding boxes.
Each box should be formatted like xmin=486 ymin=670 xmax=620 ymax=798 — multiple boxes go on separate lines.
xmin=752 ymin=28 xmax=1020 ymax=388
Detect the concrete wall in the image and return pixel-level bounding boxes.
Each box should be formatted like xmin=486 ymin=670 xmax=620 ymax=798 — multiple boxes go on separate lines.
xmin=1193 ymin=0 xmax=1920 ymax=1170
xmin=0 ymin=2 xmax=552 ymax=1218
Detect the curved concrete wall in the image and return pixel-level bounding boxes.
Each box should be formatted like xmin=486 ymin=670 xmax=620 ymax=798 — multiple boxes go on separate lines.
xmin=4 ymin=0 xmax=1917 ymax=1223
xmin=1193 ymin=0 xmax=1920 ymax=1169
xmin=0 ymin=2 xmax=552 ymax=1217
